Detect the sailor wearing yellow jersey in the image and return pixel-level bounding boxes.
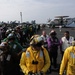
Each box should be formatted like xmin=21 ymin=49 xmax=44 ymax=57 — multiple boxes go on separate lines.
xmin=59 ymin=41 xmax=75 ymax=75
xmin=20 ymin=35 xmax=50 ymax=75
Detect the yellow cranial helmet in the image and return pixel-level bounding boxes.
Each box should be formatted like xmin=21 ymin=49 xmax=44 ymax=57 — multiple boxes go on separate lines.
xmin=30 ymin=35 xmax=43 ymax=46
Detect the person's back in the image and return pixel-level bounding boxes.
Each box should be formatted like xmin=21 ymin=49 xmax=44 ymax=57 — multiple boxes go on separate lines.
xmin=7 ymin=33 xmax=23 ymax=75
xmin=0 ymin=42 xmax=11 ymax=75
xmin=59 ymin=41 xmax=75 ymax=75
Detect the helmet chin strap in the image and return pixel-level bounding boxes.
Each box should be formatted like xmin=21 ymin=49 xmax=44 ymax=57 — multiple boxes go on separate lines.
xmin=32 ymin=45 xmax=41 ymax=51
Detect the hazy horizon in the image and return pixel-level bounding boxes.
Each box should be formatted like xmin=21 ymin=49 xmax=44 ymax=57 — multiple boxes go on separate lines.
xmin=0 ymin=0 xmax=75 ymax=23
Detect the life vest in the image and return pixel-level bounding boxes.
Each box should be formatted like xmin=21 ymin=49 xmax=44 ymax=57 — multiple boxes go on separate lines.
xmin=25 ymin=46 xmax=45 ymax=73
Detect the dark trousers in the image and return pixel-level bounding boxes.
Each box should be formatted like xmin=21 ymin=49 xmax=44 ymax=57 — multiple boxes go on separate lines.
xmin=4 ymin=63 xmax=21 ymax=75
xmin=49 ymin=51 xmax=58 ymax=68
xmin=0 ymin=61 xmax=3 ymax=75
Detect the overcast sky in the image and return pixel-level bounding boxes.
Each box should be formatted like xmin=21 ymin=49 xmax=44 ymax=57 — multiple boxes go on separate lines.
xmin=0 ymin=0 xmax=75 ymax=23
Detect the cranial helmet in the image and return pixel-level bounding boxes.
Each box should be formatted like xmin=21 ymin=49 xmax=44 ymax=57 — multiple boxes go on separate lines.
xmin=0 ymin=42 xmax=8 ymax=49
xmin=6 ymin=29 xmax=12 ymax=36
xmin=30 ymin=35 xmax=43 ymax=47
xmin=49 ymin=30 xmax=56 ymax=36
xmin=0 ymin=42 xmax=8 ymax=47
xmin=7 ymin=33 xmax=15 ymax=41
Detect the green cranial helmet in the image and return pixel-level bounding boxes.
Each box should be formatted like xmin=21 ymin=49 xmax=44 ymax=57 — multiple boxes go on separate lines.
xmin=7 ymin=33 xmax=15 ymax=41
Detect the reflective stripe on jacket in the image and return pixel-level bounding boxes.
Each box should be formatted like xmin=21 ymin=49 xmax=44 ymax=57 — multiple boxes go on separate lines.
xmin=20 ymin=46 xmax=50 ymax=75
xmin=59 ymin=46 xmax=75 ymax=75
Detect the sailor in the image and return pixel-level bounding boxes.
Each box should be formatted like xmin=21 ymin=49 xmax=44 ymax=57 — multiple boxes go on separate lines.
xmin=20 ymin=35 xmax=50 ymax=75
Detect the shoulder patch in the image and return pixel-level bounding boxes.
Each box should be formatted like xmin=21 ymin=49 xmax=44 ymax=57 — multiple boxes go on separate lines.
xmin=26 ymin=51 xmax=30 ymax=57
xmin=13 ymin=44 xmax=17 ymax=49
xmin=70 ymin=52 xmax=75 ymax=58
xmin=40 ymin=50 xmax=43 ymax=57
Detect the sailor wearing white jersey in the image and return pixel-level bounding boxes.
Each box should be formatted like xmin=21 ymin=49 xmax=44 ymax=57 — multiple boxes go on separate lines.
xmin=60 ymin=31 xmax=74 ymax=57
